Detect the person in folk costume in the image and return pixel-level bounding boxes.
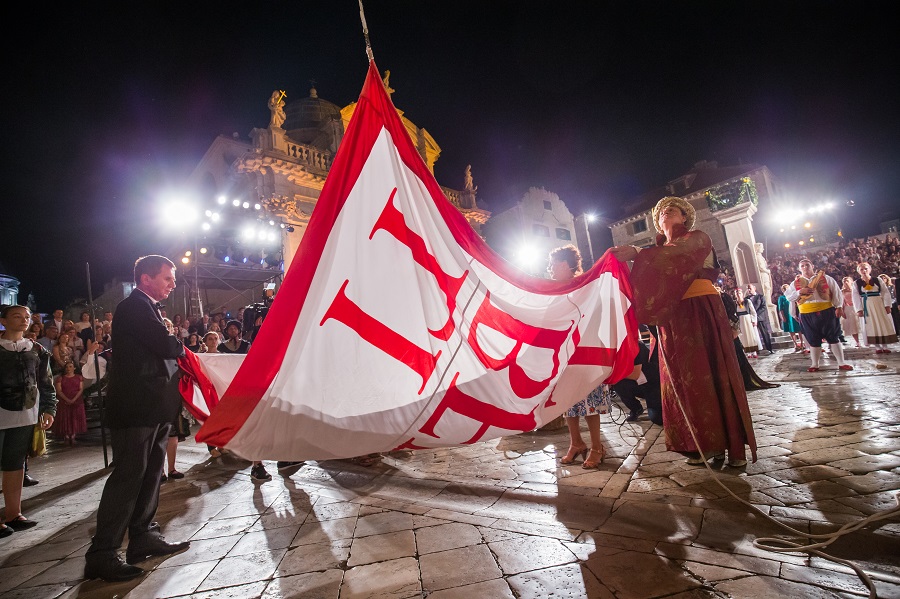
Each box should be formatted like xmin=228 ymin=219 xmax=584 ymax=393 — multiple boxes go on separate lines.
xmin=879 ymin=273 xmax=900 ymax=337
xmin=777 ymin=283 xmax=804 ymax=351
xmin=840 ymin=277 xmax=862 ymax=347
xmin=852 ymin=262 xmax=897 ymax=353
xmin=783 ymin=258 xmax=852 ymax=372
xmin=607 ymin=197 xmax=756 ymax=467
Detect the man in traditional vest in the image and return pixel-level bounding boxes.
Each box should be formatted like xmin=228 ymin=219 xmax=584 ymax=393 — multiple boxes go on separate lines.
xmin=784 ymin=258 xmax=852 ymax=372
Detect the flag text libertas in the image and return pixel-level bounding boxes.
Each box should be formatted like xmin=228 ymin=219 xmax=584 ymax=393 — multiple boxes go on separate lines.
xmin=320 ymin=187 xmax=578 ymax=447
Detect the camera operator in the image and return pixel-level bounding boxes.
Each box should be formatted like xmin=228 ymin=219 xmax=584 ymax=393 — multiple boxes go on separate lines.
xmin=242 ymin=283 xmax=276 ymax=343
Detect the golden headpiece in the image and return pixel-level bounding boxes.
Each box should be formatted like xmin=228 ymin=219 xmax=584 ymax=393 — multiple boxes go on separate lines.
xmin=652 ymin=196 xmax=696 ymax=234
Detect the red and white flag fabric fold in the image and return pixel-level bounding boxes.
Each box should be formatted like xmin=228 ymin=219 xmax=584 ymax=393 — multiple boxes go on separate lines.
xmin=190 ymin=60 xmax=638 ymax=461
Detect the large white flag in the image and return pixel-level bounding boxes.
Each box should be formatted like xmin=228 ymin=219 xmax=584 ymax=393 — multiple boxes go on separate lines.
xmin=193 ymin=61 xmax=638 ymax=461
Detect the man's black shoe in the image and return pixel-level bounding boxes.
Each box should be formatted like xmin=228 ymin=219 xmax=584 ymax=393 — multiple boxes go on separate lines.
xmin=22 ymin=474 xmax=39 ymax=487
xmin=276 ymin=461 xmax=304 ymax=471
xmin=84 ymin=555 xmax=144 ymax=582
xmin=626 ymin=407 xmax=644 ymax=422
xmin=125 ymin=536 xmax=190 ymax=564
xmin=250 ymin=463 xmax=272 ymax=481
xmin=5 ymin=516 xmax=38 ymax=531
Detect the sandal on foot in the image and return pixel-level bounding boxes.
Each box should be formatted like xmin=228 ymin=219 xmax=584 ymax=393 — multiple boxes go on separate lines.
xmin=582 ymin=447 xmax=605 ymax=469
xmin=559 ymin=445 xmax=588 ymax=465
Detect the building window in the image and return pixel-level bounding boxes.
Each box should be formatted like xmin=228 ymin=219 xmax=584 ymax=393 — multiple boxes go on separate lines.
xmin=533 ymin=224 xmax=550 ymax=237
xmin=543 ymin=200 xmax=552 ymax=210
xmin=555 ymin=228 xmax=571 ymax=240
xmin=631 ymin=219 xmax=648 ymax=234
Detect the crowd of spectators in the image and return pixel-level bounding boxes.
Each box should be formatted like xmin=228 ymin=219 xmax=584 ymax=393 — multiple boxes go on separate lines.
xmin=712 ymin=233 xmax=900 ymax=303
xmin=765 ymin=233 xmax=900 ymax=302
xmin=13 ymin=307 xmax=249 ymax=447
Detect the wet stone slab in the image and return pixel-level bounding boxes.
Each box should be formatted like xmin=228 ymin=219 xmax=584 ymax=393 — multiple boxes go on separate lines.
xmin=790 ymin=446 xmax=867 ymax=465
xmin=426 ymin=577 xmax=516 ymax=599
xmin=507 ymin=563 xmax=612 ymax=599
xmin=278 ymin=540 xmax=350 ymax=577
xmin=585 ymin=550 xmax=701 ymax=599
xmin=228 ymin=526 xmax=300 ymax=556
xmin=830 ymin=454 xmax=900 ymax=474
xmin=340 ymin=556 xmax=421 ymax=599
xmin=654 ymin=542 xmax=781 ymax=576
xmin=419 ymin=544 xmax=502 ymax=592
xmin=262 ymin=569 xmax=343 ymax=599
xmin=415 ymin=522 xmax=483 ymax=555
xmin=767 ymin=464 xmax=853 ymax=484
xmin=489 ymin=535 xmax=577 ymax=575
xmin=347 ymin=529 xmax=415 ymax=567
xmin=353 ymin=510 xmax=415 ymax=537
xmin=127 ymin=561 xmax=217 ymax=599
xmin=596 ymin=500 xmax=703 ymax=544
xmin=715 ymin=573 xmax=851 ymax=598
xmin=833 ymin=490 xmax=900 ymax=515
xmin=845 ymin=436 xmax=900 ymax=454
xmin=196 ymin=549 xmax=286 ymax=592
xmin=832 ymin=470 xmax=900 ymax=493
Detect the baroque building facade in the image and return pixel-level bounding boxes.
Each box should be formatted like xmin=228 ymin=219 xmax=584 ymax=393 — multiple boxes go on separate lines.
xmin=169 ymin=75 xmax=489 ymax=316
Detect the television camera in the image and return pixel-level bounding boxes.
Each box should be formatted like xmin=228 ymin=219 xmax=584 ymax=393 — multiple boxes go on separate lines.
xmin=242 ymin=282 xmax=277 ymax=343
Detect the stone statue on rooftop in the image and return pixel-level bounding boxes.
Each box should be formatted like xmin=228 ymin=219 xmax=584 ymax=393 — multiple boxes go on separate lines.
xmin=464 ymin=165 xmax=476 ymax=191
xmin=755 ymin=242 xmax=773 ymax=303
xmin=268 ymin=90 xmax=286 ymax=129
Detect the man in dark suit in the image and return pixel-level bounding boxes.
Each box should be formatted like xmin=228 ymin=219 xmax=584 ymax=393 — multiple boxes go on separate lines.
xmin=746 ymin=283 xmax=774 ymax=353
xmin=84 ymin=255 xmax=190 ymax=582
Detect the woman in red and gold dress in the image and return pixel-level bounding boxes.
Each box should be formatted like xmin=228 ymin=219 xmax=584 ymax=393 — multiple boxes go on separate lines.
xmin=607 ymin=197 xmax=756 ymax=467
xmin=53 ymin=361 xmax=87 ymax=444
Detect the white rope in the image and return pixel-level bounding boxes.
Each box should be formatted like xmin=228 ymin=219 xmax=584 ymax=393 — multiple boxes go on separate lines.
xmin=358 ymin=0 xmax=374 ymax=62
xmin=671 ymin=387 xmax=899 ymax=598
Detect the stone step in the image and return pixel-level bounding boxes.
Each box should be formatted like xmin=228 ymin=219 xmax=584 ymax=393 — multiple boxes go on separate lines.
xmin=771 ymin=332 xmax=795 ymax=350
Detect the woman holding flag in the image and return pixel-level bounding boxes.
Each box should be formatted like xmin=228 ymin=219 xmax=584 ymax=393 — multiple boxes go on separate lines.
xmin=607 ymin=197 xmax=756 ymax=467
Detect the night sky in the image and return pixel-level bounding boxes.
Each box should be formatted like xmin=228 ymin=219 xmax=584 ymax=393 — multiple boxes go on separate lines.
xmin=3 ymin=1 xmax=897 ymax=310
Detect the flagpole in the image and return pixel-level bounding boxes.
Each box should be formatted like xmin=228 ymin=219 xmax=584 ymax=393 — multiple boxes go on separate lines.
xmin=85 ymin=262 xmax=110 ymax=467
xmin=358 ymin=0 xmax=375 ymax=61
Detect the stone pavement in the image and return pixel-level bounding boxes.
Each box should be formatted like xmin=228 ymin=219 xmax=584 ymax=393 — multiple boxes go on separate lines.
xmin=2 ymin=346 xmax=899 ymax=599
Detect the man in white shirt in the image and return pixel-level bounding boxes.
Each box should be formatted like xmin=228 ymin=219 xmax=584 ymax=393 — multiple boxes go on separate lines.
xmin=784 ymin=258 xmax=852 ymax=373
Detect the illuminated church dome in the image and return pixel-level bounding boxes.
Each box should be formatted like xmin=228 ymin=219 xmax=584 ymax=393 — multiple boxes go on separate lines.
xmin=282 ymin=85 xmax=342 ymax=150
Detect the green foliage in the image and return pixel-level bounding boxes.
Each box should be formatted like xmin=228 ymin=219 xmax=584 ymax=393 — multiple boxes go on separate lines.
xmin=705 ymin=177 xmax=758 ymax=212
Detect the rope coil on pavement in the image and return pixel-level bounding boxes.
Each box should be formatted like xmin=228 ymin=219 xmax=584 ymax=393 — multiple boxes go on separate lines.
xmin=672 ymin=391 xmax=900 ymax=599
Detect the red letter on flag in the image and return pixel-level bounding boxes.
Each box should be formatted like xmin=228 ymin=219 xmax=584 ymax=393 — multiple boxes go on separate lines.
xmin=467 ymin=293 xmax=573 ymax=398
xmin=320 ymin=279 xmax=441 ymax=394
xmin=370 ymin=189 xmax=468 ymax=341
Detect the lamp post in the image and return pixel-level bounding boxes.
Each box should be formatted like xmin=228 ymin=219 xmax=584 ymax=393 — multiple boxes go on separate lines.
xmin=574 ymin=213 xmax=596 ymax=266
